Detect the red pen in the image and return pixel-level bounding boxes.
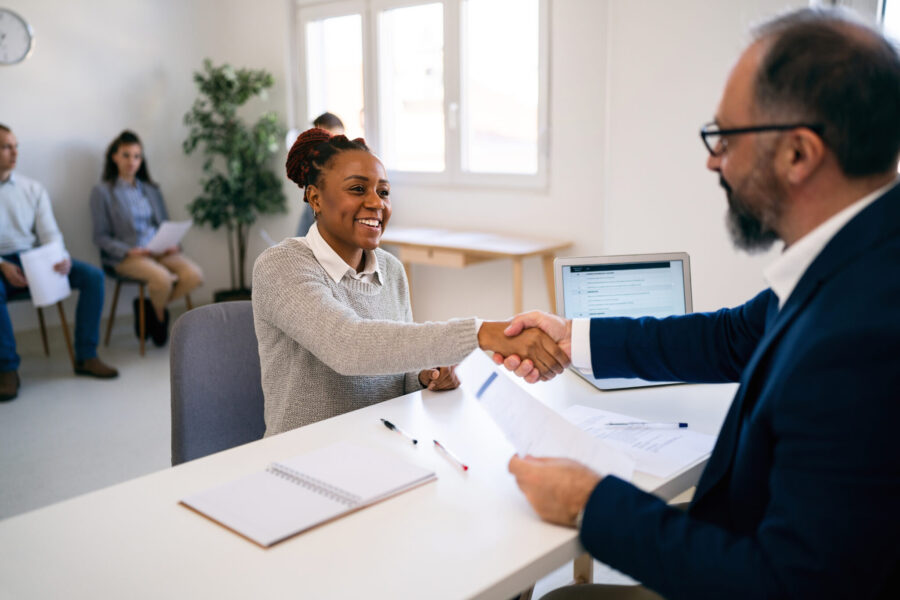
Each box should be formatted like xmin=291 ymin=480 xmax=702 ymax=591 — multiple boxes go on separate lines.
xmin=433 ymin=439 xmax=469 ymax=471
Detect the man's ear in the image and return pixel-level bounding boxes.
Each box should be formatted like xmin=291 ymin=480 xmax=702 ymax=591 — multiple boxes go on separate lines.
xmin=781 ymin=127 xmax=826 ymax=185
xmin=306 ymin=185 xmax=321 ymax=215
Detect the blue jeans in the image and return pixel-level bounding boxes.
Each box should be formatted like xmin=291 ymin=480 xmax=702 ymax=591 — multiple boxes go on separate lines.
xmin=0 ymin=253 xmax=105 ymax=371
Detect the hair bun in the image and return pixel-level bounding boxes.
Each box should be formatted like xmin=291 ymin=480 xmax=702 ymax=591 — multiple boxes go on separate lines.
xmin=286 ymin=127 xmax=333 ymax=187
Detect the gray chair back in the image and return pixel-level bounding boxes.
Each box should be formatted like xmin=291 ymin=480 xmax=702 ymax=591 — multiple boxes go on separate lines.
xmin=170 ymin=301 xmax=265 ymax=465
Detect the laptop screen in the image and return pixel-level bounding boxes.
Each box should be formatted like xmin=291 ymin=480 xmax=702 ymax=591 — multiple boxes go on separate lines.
xmin=560 ymin=259 xmax=688 ymax=320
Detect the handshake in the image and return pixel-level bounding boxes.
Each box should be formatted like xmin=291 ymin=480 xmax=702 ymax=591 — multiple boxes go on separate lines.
xmin=478 ymin=311 xmax=572 ymax=383
xmin=420 ymin=311 xmax=572 ymax=392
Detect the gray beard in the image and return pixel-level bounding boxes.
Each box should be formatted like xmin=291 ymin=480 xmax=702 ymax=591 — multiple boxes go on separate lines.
xmin=721 ymin=176 xmax=780 ymax=253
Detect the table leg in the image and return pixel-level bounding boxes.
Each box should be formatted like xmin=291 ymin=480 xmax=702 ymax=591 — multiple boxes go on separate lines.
xmin=574 ymin=553 xmax=593 ymax=584
xmin=542 ymin=254 xmax=556 ymax=314
xmin=512 ymin=257 xmax=523 ymax=314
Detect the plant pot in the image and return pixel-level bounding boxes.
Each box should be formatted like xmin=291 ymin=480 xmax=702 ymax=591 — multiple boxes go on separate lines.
xmin=213 ymin=288 xmax=252 ymax=303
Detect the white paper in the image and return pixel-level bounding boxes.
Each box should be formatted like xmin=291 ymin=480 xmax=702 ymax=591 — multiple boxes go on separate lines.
xmin=562 ymin=404 xmax=716 ymax=478
xmin=145 ymin=220 xmax=192 ymax=254
xmin=18 ymin=240 xmax=71 ymax=307
xmin=460 ymin=352 xmax=635 ymax=480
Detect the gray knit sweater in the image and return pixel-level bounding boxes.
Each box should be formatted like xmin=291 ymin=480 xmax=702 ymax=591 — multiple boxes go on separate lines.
xmin=252 ymin=238 xmax=479 ymax=436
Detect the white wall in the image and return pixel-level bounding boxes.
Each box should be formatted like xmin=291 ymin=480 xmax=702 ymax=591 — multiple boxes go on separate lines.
xmin=5 ymin=0 xmax=811 ymax=334
xmin=394 ymin=0 xmax=806 ymax=322
xmin=2 ymin=0 xmax=300 ymax=331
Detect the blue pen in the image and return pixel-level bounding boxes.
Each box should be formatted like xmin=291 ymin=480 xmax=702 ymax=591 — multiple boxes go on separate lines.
xmin=605 ymin=422 xmax=688 ymax=429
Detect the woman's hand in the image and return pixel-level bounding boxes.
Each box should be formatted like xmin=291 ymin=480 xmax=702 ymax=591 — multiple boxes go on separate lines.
xmin=418 ymin=366 xmax=460 ymax=391
xmin=127 ymin=247 xmax=152 ymax=257
xmin=478 ymin=321 xmax=569 ymax=381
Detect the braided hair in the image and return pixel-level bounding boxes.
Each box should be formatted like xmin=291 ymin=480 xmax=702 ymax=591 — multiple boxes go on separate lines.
xmin=285 ymin=128 xmax=370 ymax=203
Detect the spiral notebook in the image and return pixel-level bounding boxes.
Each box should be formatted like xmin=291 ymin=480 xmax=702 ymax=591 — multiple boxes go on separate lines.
xmin=181 ymin=441 xmax=437 ymax=547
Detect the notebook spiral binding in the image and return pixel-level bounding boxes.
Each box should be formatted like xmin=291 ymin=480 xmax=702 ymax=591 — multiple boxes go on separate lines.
xmin=266 ymin=464 xmax=363 ymax=507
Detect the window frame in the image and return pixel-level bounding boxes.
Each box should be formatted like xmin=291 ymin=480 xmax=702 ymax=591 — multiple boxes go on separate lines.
xmin=294 ymin=0 xmax=550 ymax=190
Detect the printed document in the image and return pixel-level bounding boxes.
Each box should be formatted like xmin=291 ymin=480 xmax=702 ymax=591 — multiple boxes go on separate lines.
xmin=460 ymin=352 xmax=635 ymax=480
xmin=145 ymin=220 xmax=192 ymax=254
xmin=562 ymin=404 xmax=716 ymax=478
xmin=18 ymin=240 xmax=71 ymax=307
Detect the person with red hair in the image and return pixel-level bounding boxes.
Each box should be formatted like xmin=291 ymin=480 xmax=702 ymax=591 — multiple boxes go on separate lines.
xmin=252 ymin=128 xmax=568 ymax=436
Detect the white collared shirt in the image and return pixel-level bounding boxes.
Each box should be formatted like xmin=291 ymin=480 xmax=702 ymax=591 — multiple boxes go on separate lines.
xmin=762 ymin=178 xmax=897 ymax=308
xmin=0 ymin=172 xmax=65 ymax=261
xmin=297 ymin=222 xmax=381 ymax=285
xmin=570 ymin=178 xmax=898 ymax=373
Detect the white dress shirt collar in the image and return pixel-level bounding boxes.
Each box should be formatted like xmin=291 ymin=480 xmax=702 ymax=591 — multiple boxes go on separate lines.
xmin=763 ymin=178 xmax=898 ymax=308
xmin=303 ymin=222 xmax=381 ymax=284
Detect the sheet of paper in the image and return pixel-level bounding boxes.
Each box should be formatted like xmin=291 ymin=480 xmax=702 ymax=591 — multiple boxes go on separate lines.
xmin=561 ymin=404 xmax=716 ymax=478
xmin=145 ymin=220 xmax=192 ymax=254
xmin=18 ymin=240 xmax=71 ymax=307
xmin=460 ymin=352 xmax=635 ymax=480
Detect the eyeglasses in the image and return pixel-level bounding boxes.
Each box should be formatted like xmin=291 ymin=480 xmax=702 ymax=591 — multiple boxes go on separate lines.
xmin=699 ymin=121 xmax=824 ymax=157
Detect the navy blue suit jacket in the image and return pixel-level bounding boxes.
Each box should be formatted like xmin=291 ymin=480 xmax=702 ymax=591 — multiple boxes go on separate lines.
xmin=580 ymin=185 xmax=900 ymax=599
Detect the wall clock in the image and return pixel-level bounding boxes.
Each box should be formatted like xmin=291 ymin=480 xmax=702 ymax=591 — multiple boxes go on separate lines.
xmin=0 ymin=8 xmax=34 ymax=65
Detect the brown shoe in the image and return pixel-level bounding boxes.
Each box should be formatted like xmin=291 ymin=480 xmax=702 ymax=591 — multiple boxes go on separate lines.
xmin=74 ymin=357 xmax=119 ymax=379
xmin=0 ymin=370 xmax=20 ymax=401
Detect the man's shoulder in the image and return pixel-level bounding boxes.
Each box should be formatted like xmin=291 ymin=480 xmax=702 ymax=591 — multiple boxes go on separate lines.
xmin=10 ymin=173 xmax=47 ymax=197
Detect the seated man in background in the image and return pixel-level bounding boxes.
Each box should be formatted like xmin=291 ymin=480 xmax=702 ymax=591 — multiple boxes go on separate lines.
xmin=0 ymin=124 xmax=118 ymax=402
xmin=498 ymin=8 xmax=900 ymax=600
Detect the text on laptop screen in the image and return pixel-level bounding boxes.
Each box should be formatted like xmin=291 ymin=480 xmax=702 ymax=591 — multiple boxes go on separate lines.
xmin=561 ymin=261 xmax=686 ymax=319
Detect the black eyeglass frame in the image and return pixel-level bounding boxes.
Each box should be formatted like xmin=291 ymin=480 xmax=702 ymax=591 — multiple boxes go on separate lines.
xmin=699 ymin=122 xmax=824 ymax=156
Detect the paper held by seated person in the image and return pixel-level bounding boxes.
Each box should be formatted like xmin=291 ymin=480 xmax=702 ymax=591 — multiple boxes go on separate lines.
xmin=459 ymin=351 xmax=635 ymax=480
xmin=145 ymin=220 xmax=192 ymax=254
xmin=561 ymin=404 xmax=716 ymax=478
xmin=18 ymin=240 xmax=71 ymax=307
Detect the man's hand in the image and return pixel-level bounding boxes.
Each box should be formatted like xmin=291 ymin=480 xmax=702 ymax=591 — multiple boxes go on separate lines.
xmin=53 ymin=258 xmax=71 ymax=276
xmin=419 ymin=365 xmax=460 ymax=391
xmin=162 ymin=246 xmax=180 ymax=256
xmin=508 ymin=455 xmax=601 ymax=527
xmin=0 ymin=262 xmax=27 ymax=288
xmin=127 ymin=247 xmax=152 ymax=257
xmin=492 ymin=311 xmax=572 ymax=383
xmin=478 ymin=321 xmax=570 ymax=381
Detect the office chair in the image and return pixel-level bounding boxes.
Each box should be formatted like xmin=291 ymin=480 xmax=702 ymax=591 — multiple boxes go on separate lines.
xmin=7 ymin=289 xmax=75 ymax=368
xmin=169 ymin=301 xmax=266 ymax=466
xmin=103 ymin=265 xmax=193 ymax=356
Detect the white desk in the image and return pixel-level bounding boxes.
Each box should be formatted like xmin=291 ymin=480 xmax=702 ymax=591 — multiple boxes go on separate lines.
xmin=0 ymin=367 xmax=735 ymax=600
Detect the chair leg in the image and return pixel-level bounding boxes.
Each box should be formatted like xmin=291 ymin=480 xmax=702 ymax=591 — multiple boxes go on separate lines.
xmin=138 ymin=284 xmax=146 ymax=357
xmin=104 ymin=280 xmax=122 ymax=347
xmin=36 ymin=307 xmax=50 ymax=356
xmin=185 ymin=294 xmax=193 ymax=311
xmin=56 ymin=302 xmax=75 ymax=369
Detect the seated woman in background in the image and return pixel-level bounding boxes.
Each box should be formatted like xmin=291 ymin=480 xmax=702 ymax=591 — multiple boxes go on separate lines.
xmin=253 ymin=128 xmax=567 ymax=436
xmin=90 ymin=130 xmax=203 ymax=346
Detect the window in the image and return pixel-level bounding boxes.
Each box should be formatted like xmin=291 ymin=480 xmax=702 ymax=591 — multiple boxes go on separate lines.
xmin=295 ymin=0 xmax=549 ymax=187
xmin=304 ymin=13 xmax=365 ymax=140
xmin=882 ymin=0 xmax=900 ymax=40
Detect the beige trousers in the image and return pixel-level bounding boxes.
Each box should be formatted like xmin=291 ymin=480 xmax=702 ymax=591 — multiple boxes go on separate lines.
xmin=115 ymin=253 xmax=203 ymax=317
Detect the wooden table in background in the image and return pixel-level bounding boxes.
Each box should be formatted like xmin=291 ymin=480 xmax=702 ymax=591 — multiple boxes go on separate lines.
xmin=381 ymin=227 xmax=573 ymax=314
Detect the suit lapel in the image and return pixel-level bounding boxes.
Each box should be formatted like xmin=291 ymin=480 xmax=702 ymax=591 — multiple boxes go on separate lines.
xmin=693 ymin=184 xmax=900 ymax=503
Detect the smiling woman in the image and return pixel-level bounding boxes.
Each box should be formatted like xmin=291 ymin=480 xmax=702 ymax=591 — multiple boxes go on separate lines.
xmin=251 ymin=128 xmax=569 ymax=436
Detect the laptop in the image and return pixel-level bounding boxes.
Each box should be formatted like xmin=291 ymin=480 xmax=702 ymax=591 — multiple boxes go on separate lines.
xmin=554 ymin=253 xmax=693 ymax=390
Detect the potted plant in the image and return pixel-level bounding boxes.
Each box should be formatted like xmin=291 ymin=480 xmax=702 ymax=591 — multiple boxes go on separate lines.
xmin=183 ymin=59 xmax=287 ymax=302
